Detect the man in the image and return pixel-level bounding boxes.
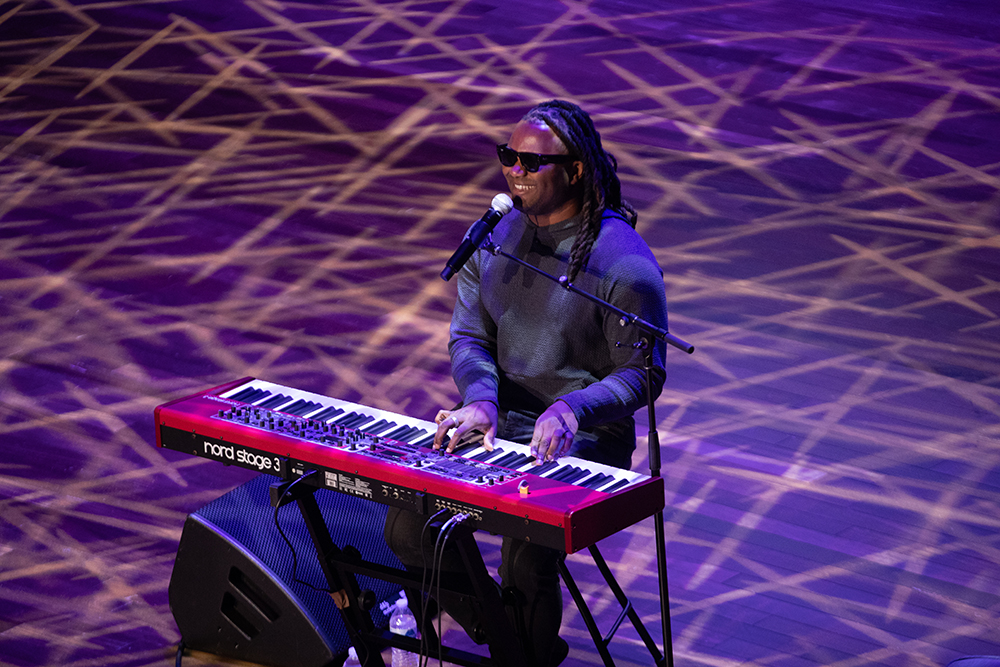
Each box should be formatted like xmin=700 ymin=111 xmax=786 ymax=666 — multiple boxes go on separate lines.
xmin=385 ymin=99 xmax=668 ymax=667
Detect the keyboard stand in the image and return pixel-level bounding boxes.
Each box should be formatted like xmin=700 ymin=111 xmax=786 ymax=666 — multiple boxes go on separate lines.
xmin=270 ymin=479 xmax=529 ymax=667
xmin=559 ymin=545 xmax=668 ymax=667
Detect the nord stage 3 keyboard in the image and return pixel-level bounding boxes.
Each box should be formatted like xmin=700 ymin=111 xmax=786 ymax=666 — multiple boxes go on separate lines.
xmin=155 ymin=378 xmax=664 ymax=553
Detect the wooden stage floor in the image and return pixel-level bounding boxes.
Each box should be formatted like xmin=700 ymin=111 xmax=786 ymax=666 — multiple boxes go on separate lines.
xmin=0 ymin=1 xmax=998 ymax=666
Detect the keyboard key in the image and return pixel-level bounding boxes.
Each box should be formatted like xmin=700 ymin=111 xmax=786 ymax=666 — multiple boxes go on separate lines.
xmin=309 ymin=406 xmax=345 ymax=422
xmin=229 ymin=386 xmax=268 ymax=403
xmin=257 ymin=393 xmax=292 ymax=410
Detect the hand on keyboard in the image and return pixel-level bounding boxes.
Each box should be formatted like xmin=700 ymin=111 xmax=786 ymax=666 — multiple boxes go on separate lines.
xmin=434 ymin=401 xmax=498 ymax=453
xmin=529 ymin=400 xmax=579 ymax=463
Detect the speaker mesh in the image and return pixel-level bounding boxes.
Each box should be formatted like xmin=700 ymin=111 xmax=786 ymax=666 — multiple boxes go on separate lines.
xmin=171 ymin=473 xmax=402 ymax=665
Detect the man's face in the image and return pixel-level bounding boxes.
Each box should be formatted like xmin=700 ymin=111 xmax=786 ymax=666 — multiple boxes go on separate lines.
xmin=503 ymin=120 xmax=583 ymax=226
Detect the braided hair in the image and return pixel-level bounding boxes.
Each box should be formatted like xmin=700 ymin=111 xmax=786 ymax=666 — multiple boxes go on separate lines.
xmin=521 ymin=99 xmax=637 ymax=283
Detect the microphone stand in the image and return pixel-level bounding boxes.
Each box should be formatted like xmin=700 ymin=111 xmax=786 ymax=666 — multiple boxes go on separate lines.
xmin=479 ymin=239 xmax=694 ymax=667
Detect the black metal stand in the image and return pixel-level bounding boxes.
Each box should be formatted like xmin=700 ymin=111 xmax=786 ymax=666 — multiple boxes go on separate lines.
xmin=480 ymin=242 xmax=694 ymax=667
xmin=642 ymin=334 xmax=675 ymax=667
xmin=559 ymin=545 xmax=666 ymax=667
xmin=270 ymin=479 xmax=529 ymax=667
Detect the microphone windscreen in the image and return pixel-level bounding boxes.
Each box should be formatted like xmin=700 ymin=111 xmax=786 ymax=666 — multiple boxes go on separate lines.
xmin=491 ymin=193 xmax=514 ymax=215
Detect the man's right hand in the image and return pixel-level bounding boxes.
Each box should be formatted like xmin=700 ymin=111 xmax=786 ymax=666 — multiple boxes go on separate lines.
xmin=433 ymin=400 xmax=498 ymax=453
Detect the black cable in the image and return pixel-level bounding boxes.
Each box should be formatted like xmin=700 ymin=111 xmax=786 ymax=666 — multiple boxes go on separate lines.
xmin=271 ymin=470 xmax=330 ymax=594
xmin=271 ymin=471 xmax=386 ymax=667
xmin=431 ymin=517 xmax=453 ymax=667
xmin=175 ymin=641 xmax=185 ymax=667
xmin=273 ymin=471 xmax=378 ymax=667
xmin=434 ymin=519 xmax=453 ymax=667
xmin=432 ymin=514 xmax=467 ymax=667
xmin=417 ymin=509 xmax=449 ymax=667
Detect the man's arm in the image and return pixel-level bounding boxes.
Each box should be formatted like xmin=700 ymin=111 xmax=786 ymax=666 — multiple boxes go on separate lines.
xmin=441 ymin=250 xmax=502 ymax=452
xmin=557 ymin=245 xmax=669 ymax=429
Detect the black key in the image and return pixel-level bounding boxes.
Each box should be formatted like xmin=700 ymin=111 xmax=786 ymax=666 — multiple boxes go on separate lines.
xmin=279 ymin=399 xmax=306 ymax=414
xmin=384 ymin=425 xmax=416 ymax=440
xmin=548 ymin=465 xmax=580 ymax=482
xmin=408 ymin=427 xmax=430 ymax=441
xmin=532 ymin=460 xmax=559 ymax=475
xmin=333 ymin=412 xmax=365 ymax=428
xmin=229 ymin=386 xmax=267 ymax=403
xmin=559 ymin=467 xmax=591 ymax=485
xmin=399 ymin=427 xmax=431 ymax=443
xmin=489 ymin=451 xmax=522 ymax=468
xmin=411 ymin=434 xmax=436 ymax=448
xmin=470 ymin=446 xmax=502 ymax=462
xmin=331 ymin=411 xmax=360 ymax=424
xmin=601 ymin=478 xmax=630 ymax=494
xmin=299 ymin=403 xmax=328 ymax=418
xmin=449 ymin=441 xmax=482 ymax=456
xmin=408 ymin=427 xmax=429 ymax=441
xmin=296 ymin=402 xmax=324 ymax=416
xmin=490 ymin=452 xmax=524 ymax=468
xmin=360 ymin=419 xmax=396 ymax=435
xmin=334 ymin=412 xmax=374 ymax=429
xmin=578 ymin=473 xmax=610 ymax=490
xmin=283 ymin=399 xmax=324 ymax=416
xmin=499 ymin=453 xmax=532 ymax=469
xmin=257 ymin=393 xmax=292 ymax=410
xmin=309 ymin=406 xmax=344 ymax=422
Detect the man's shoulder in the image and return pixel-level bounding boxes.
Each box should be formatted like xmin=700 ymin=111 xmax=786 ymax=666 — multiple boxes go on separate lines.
xmin=595 ymin=211 xmax=653 ymax=254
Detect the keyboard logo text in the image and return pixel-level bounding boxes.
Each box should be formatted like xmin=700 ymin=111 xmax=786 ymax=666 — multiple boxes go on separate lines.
xmin=202 ymin=440 xmax=281 ymax=473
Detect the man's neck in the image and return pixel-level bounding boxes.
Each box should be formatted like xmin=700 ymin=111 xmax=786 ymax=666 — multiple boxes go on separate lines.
xmin=525 ymin=199 xmax=582 ymax=227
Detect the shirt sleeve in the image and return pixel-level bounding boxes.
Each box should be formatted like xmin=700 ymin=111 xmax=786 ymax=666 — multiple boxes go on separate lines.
xmin=447 ymin=250 xmax=501 ymax=408
xmin=556 ymin=231 xmax=669 ymax=429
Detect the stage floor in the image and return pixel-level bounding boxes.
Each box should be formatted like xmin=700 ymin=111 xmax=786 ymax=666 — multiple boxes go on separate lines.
xmin=1 ymin=1 xmax=999 ymax=666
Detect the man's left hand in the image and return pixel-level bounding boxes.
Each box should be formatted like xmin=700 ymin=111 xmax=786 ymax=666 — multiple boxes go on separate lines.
xmin=530 ymin=400 xmax=579 ymax=463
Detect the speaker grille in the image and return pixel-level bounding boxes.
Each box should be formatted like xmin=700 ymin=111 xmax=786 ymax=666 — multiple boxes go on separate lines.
xmin=170 ymin=473 xmax=403 ymax=667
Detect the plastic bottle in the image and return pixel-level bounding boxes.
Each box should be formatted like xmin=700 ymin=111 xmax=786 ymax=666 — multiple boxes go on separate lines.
xmin=380 ymin=592 xmax=419 ymax=667
xmin=343 ymin=646 xmax=362 ymax=667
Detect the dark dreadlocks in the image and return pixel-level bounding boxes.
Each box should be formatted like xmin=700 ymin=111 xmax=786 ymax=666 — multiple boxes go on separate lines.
xmin=521 ymin=99 xmax=637 ymax=284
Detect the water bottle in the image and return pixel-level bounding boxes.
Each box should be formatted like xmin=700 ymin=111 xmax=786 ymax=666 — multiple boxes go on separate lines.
xmin=343 ymin=646 xmax=361 ymax=667
xmin=380 ymin=592 xmax=419 ymax=667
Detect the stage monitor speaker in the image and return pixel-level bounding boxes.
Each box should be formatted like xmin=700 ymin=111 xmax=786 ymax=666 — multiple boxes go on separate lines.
xmin=169 ymin=473 xmax=403 ymax=667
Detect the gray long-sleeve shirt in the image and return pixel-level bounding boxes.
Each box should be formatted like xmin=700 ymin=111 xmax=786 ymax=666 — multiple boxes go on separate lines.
xmin=448 ymin=209 xmax=668 ymax=451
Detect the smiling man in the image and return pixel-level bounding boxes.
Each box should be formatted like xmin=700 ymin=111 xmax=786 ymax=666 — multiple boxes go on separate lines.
xmin=384 ymin=100 xmax=669 ymax=667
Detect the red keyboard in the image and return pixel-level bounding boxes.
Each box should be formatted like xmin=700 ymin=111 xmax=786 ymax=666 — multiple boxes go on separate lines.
xmin=155 ymin=377 xmax=664 ymax=553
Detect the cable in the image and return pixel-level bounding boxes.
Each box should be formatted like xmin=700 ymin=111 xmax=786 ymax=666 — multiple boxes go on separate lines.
xmin=271 ymin=471 xmax=378 ymax=667
xmin=431 ymin=513 xmax=469 ymax=667
xmin=271 ymin=470 xmax=330 ymax=593
xmin=431 ymin=516 xmax=454 ymax=667
xmin=417 ymin=509 xmax=449 ymax=667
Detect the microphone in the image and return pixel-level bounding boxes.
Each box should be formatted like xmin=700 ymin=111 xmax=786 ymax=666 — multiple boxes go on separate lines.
xmin=440 ymin=193 xmax=514 ymax=281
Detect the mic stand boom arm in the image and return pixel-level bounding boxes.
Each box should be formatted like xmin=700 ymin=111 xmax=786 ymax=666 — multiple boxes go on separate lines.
xmin=483 ymin=246 xmax=693 ymax=355
xmin=481 ymin=241 xmax=693 ymax=667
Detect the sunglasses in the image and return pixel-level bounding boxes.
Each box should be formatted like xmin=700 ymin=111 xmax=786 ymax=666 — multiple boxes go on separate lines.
xmin=496 ymin=144 xmax=576 ymax=173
